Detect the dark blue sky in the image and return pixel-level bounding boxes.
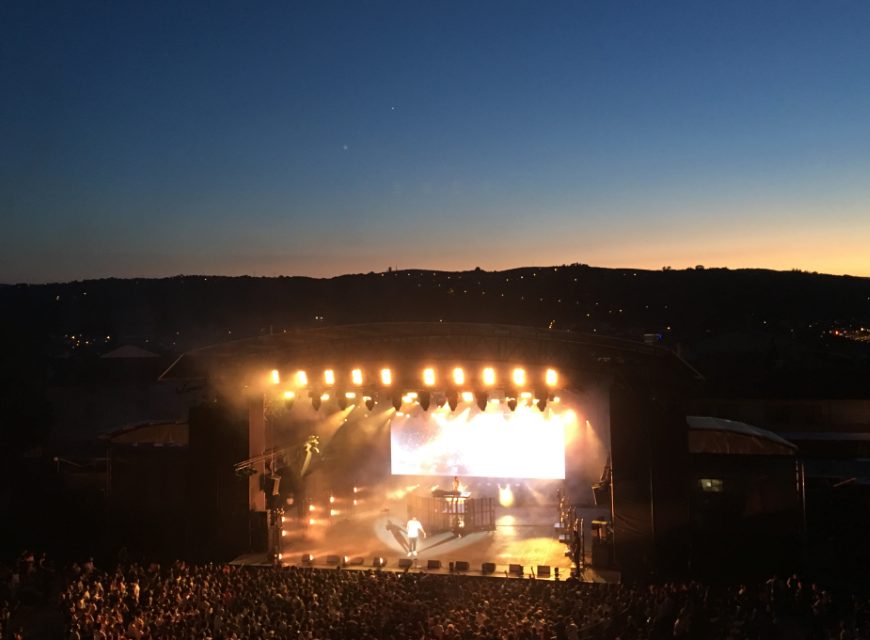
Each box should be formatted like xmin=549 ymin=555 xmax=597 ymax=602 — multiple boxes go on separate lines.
xmin=2 ymin=1 xmax=869 ymax=282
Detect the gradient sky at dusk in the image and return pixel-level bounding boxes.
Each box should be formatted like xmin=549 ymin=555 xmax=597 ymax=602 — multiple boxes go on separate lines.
xmin=2 ymin=1 xmax=870 ymax=283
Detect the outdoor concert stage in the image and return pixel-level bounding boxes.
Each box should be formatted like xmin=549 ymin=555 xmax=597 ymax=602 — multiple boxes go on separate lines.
xmin=164 ymin=323 xmax=701 ymax=579
xmin=235 ymin=503 xmax=611 ymax=581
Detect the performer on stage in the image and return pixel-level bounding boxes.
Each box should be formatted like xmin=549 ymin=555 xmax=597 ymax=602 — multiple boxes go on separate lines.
xmin=405 ymin=514 xmax=427 ymax=557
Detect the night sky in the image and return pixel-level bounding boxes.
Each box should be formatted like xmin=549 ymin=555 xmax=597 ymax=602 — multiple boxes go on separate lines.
xmin=2 ymin=1 xmax=870 ymax=283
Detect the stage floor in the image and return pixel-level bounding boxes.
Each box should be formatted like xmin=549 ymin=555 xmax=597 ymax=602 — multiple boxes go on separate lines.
xmin=246 ymin=503 xmax=613 ymax=581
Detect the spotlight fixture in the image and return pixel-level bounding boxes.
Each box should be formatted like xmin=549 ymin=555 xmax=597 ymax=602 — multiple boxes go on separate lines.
xmin=507 ymin=397 xmax=518 ymax=412
xmin=270 ymin=369 xmax=281 ymax=385
xmin=482 ymin=367 xmax=496 ymax=387
xmin=434 ymin=393 xmax=446 ymax=409
xmin=545 ymin=368 xmax=558 ymax=387
xmin=419 ymin=390 xmax=431 ymax=411
xmin=295 ymin=370 xmax=308 ymax=387
xmin=364 ymin=395 xmax=375 ymax=411
xmin=536 ymin=396 xmax=547 ymax=412
xmin=475 ymin=391 xmax=488 ymax=412
xmin=446 ymin=390 xmax=458 ymax=412
xmin=311 ymin=393 xmax=322 ymax=411
xmin=391 ymin=394 xmax=402 ymax=411
xmin=423 ymin=367 xmax=436 ymax=386
xmin=337 ymin=394 xmax=348 ymax=410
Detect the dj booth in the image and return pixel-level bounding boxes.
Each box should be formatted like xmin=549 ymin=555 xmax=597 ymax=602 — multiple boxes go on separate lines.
xmin=409 ymin=490 xmax=496 ymax=534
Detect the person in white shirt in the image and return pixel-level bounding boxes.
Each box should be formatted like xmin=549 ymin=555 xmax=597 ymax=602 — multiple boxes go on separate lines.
xmin=405 ymin=515 xmax=426 ymax=557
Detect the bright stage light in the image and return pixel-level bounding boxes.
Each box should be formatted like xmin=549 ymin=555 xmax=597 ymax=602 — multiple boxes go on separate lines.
xmin=423 ymin=367 xmax=436 ymax=386
xmin=345 ymin=391 xmax=357 ymax=399
xmin=452 ymin=367 xmax=465 ymax=385
xmin=295 ymin=370 xmax=308 ymax=387
xmin=283 ymin=390 xmax=295 ymax=410
xmin=270 ymin=369 xmax=281 ymax=384
xmin=324 ymin=369 xmax=335 ymax=385
xmin=512 ymin=368 xmax=526 ymax=387
xmin=545 ymin=368 xmax=558 ymax=387
xmin=482 ymin=367 xmax=496 ymax=386
xmin=351 ymin=368 xmax=363 ymax=385
xmin=498 ymin=484 xmax=515 ymax=507
xmin=381 ymin=368 xmax=392 ymax=386
xmin=320 ymin=393 xmax=330 ymax=401
xmin=281 ymin=529 xmax=288 ymax=537
xmin=461 ymin=391 xmax=474 ymax=403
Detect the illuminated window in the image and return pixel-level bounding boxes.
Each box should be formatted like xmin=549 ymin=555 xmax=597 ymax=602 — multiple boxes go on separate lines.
xmin=698 ymin=478 xmax=724 ymax=493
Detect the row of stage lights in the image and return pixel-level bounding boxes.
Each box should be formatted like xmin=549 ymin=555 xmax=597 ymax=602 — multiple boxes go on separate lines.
xmin=268 ymin=366 xmax=560 ymax=413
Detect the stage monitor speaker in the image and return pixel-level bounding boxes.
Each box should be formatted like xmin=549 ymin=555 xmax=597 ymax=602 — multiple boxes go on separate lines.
xmin=398 ymin=558 xmax=413 ymax=569
xmin=301 ymin=554 xmax=314 ymax=565
xmin=508 ymin=564 xmax=523 ymax=576
xmin=325 ymin=555 xmax=342 ymax=566
xmin=537 ymin=565 xmax=551 ymax=577
xmin=427 ymin=559 xmax=442 ymax=569
xmin=454 ymin=561 xmax=470 ymax=572
xmin=481 ymin=562 xmax=496 ymax=574
xmin=372 ymin=557 xmax=386 ymax=568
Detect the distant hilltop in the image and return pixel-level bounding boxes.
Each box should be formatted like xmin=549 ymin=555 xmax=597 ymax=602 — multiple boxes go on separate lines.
xmin=1 ymin=264 xmax=868 ymax=397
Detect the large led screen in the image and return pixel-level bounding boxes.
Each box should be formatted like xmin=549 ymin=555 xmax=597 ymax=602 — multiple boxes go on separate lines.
xmin=390 ymin=404 xmax=573 ymax=479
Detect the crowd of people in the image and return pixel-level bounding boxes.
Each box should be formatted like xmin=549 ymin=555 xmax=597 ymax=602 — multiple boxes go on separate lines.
xmin=57 ymin=560 xmax=870 ymax=640
xmin=6 ymin=548 xmax=870 ymax=639
xmin=2 ymin=550 xmax=57 ymax=640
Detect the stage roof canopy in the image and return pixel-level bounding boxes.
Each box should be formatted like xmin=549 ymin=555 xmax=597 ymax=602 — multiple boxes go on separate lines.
xmin=688 ymin=415 xmax=797 ymax=456
xmin=160 ymin=322 xmax=703 ymax=388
